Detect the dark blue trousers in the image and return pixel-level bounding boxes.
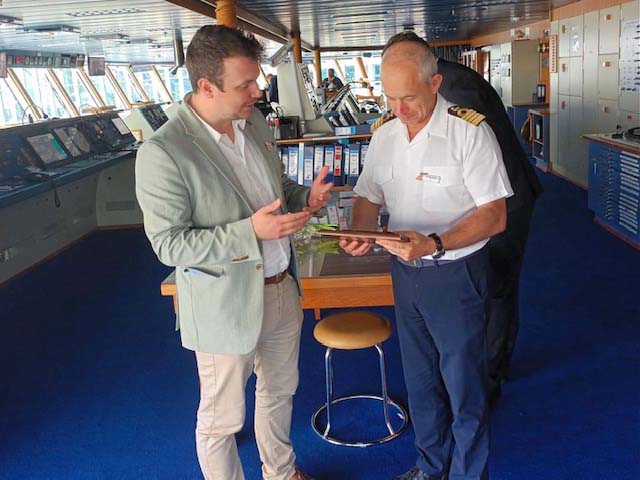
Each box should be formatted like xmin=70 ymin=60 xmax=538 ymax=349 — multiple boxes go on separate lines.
xmin=391 ymin=248 xmax=490 ymax=480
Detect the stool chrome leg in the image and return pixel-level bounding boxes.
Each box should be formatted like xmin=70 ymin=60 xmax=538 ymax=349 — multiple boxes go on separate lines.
xmin=323 ymin=347 xmax=334 ymax=437
xmin=374 ymin=343 xmax=395 ymax=435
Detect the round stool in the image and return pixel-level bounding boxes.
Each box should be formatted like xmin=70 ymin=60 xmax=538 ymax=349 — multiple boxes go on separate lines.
xmin=311 ymin=311 xmax=409 ymax=447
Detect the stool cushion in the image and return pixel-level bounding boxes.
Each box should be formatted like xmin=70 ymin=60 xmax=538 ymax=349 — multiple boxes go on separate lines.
xmin=313 ymin=311 xmax=392 ymax=350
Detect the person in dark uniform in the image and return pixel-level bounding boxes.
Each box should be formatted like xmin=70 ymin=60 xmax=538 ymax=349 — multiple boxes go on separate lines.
xmin=384 ymin=32 xmax=544 ymax=403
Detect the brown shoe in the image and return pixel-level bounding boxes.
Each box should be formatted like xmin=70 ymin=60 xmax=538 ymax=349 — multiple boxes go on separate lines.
xmin=291 ymin=468 xmax=315 ymax=480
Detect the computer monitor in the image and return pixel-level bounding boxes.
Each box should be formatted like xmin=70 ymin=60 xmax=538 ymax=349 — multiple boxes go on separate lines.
xmin=88 ymin=56 xmax=106 ymax=76
xmin=26 ymin=133 xmax=68 ymax=166
xmin=111 ymin=117 xmax=131 ymax=135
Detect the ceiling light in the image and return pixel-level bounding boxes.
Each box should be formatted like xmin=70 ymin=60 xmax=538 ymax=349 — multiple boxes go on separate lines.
xmin=19 ymin=24 xmax=80 ymax=35
xmin=67 ymin=8 xmax=146 ymax=17
xmin=82 ymin=33 xmax=129 ymax=42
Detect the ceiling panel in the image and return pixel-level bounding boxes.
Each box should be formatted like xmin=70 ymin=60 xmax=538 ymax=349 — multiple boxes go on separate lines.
xmin=0 ymin=0 xmax=582 ymax=64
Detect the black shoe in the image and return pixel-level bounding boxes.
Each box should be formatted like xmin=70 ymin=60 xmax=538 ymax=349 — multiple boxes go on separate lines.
xmin=393 ymin=466 xmax=447 ymax=480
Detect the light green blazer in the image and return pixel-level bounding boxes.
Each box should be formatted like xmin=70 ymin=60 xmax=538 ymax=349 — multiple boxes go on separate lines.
xmin=135 ymin=96 xmax=309 ymax=354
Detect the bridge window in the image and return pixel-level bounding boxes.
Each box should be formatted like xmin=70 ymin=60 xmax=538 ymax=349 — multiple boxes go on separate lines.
xmin=0 ymin=77 xmax=28 ymax=126
xmin=109 ymin=66 xmax=145 ymax=104
xmin=155 ymin=66 xmax=192 ymax=101
xmin=132 ymin=67 xmax=172 ymax=103
xmin=11 ymin=68 xmax=71 ymax=119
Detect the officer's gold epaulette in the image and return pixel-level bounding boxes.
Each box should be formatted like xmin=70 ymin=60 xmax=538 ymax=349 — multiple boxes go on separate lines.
xmin=370 ymin=111 xmax=396 ymax=133
xmin=447 ymin=106 xmax=486 ymax=126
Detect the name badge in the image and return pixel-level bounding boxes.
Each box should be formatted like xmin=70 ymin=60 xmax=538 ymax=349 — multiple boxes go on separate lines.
xmin=416 ymin=172 xmax=441 ymax=184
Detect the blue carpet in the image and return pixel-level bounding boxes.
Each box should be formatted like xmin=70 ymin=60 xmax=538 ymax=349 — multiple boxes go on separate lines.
xmin=1 ymin=171 xmax=639 ymax=480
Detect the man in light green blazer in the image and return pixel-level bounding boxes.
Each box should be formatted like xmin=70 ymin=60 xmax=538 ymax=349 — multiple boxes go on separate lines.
xmin=135 ymin=25 xmax=331 ymax=480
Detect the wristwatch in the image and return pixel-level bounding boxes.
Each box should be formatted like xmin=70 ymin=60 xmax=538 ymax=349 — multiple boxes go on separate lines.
xmin=428 ymin=233 xmax=445 ymax=259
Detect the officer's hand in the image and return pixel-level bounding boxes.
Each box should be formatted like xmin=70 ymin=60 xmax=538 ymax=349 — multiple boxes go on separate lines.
xmin=251 ymin=198 xmax=311 ymax=240
xmin=339 ymin=238 xmax=374 ymax=256
xmin=376 ymin=230 xmax=436 ymax=261
xmin=306 ymin=166 xmax=334 ymax=212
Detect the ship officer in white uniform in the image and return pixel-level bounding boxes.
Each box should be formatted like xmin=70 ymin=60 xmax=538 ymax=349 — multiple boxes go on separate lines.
xmin=341 ymin=39 xmax=513 ymax=480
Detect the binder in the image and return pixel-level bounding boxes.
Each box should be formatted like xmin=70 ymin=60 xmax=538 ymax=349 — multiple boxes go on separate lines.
xmin=348 ymin=143 xmax=360 ymax=186
xmin=297 ymin=142 xmax=305 ymax=185
xmin=303 ymin=144 xmax=314 ymax=186
xmin=360 ymin=143 xmax=369 ymax=171
xmin=281 ymin=147 xmax=291 ymax=180
xmin=287 ymin=146 xmax=298 ymax=182
xmin=313 ymin=145 xmax=324 ymax=180
xmin=333 ymin=145 xmax=343 ymax=186
xmin=324 ymin=144 xmax=335 ymax=183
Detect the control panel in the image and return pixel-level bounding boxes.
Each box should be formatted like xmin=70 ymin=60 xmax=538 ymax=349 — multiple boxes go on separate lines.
xmin=122 ymin=103 xmax=169 ymax=140
xmin=0 ymin=112 xmax=136 ymax=182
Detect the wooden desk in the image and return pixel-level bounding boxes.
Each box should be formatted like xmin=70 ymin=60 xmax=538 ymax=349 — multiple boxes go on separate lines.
xmin=160 ymin=247 xmax=394 ymax=320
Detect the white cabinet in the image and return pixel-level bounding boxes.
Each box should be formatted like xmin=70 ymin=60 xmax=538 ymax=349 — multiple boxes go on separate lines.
xmin=570 ymin=16 xmax=584 ymax=57
xmin=597 ymin=99 xmax=619 ymax=132
xmin=583 ymin=11 xmax=599 ymax=56
xmin=599 ymin=7 xmax=621 ymax=54
xmin=619 ymin=110 xmax=639 ymax=130
xmin=598 ymin=54 xmax=620 ymax=99
xmin=570 ymin=57 xmax=583 ymax=96
xmin=583 ymin=98 xmax=599 ymax=134
xmin=583 ymin=54 xmax=599 ymax=99
xmin=559 ymin=58 xmax=571 ymax=95
xmin=497 ymin=40 xmax=540 ymax=105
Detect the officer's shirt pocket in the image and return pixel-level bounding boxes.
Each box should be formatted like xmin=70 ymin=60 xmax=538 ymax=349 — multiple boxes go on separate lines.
xmin=420 ymin=166 xmax=466 ymax=212
xmin=373 ymin=165 xmax=396 ymax=209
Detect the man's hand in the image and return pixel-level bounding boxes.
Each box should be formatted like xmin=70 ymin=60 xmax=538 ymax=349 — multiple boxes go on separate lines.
xmin=375 ymin=231 xmax=436 ymax=261
xmin=338 ymin=238 xmax=374 ymax=256
xmin=251 ymin=198 xmax=311 ymax=240
xmin=306 ymin=166 xmax=334 ymax=212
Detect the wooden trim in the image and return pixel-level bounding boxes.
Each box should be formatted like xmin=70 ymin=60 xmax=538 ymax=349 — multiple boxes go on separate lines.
xmin=46 ymin=68 xmax=80 ymax=117
xmin=356 ymin=57 xmax=369 ymax=84
xmin=583 ymin=135 xmax=640 ymax=155
xmin=292 ymin=31 xmax=303 ymax=64
xmin=313 ymin=50 xmax=322 ymax=88
xmin=7 ymin=68 xmax=41 ymax=120
xmin=151 ymin=66 xmax=174 ymax=102
xmin=105 ymin=66 xmax=132 ymax=109
xmin=470 ymin=19 xmax=549 ymax=47
xmin=78 ymin=69 xmax=106 ymax=108
xmin=127 ymin=66 xmax=150 ymax=103
xmin=333 ymin=59 xmax=345 ymax=80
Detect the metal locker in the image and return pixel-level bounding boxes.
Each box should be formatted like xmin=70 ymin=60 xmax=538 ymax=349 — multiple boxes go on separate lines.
xmin=570 ymin=57 xmax=583 ymax=96
xmin=557 ymin=95 xmax=572 ymax=171
xmin=583 ymin=53 xmax=599 ymax=99
xmin=569 ymin=100 xmax=587 ymax=186
xmin=559 ymin=20 xmax=571 ymax=57
xmin=569 ymin=15 xmax=584 ymax=57
xmin=583 ymin=11 xmax=599 ymax=56
xmin=583 ymin=98 xmax=599 ymax=135
xmin=621 ymin=0 xmax=640 ymax=22
xmin=598 ymin=54 xmax=620 ymax=100
xmin=599 ymin=6 xmax=621 ymax=54
xmin=597 ymin=99 xmax=619 ymax=132
xmin=559 ymin=58 xmax=571 ymax=95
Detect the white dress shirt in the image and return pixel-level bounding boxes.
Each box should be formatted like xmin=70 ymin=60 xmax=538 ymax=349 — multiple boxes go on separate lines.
xmin=189 ymin=104 xmax=290 ymax=277
xmin=354 ymin=94 xmax=514 ymax=260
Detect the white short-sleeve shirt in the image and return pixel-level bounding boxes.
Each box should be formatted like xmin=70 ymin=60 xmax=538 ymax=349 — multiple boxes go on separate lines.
xmin=354 ymin=94 xmax=514 ymax=260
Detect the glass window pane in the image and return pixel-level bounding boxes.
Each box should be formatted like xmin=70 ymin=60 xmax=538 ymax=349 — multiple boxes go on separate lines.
xmin=345 ymin=65 xmax=355 ymax=82
xmin=10 ymin=68 xmax=70 ymax=119
xmin=0 ymin=77 xmax=28 ymax=126
xmin=51 ymin=68 xmax=94 ymax=111
xmin=156 ymin=66 xmax=192 ymax=101
xmin=85 ymin=73 xmax=126 ymax=110
xmin=110 ymin=66 xmax=144 ymax=103
xmin=133 ymin=68 xmax=169 ymax=103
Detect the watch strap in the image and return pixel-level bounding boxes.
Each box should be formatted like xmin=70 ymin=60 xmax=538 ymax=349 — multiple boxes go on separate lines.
xmin=428 ymin=233 xmax=445 ymax=259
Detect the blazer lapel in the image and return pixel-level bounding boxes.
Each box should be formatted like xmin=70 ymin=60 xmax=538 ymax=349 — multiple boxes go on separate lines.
xmin=176 ymin=100 xmax=253 ymax=211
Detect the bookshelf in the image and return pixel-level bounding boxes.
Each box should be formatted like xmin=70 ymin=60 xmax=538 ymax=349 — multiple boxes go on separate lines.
xmin=529 ymin=108 xmax=550 ymax=172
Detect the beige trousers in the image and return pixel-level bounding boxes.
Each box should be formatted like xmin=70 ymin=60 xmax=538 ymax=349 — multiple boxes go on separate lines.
xmin=195 ymin=275 xmax=304 ymax=480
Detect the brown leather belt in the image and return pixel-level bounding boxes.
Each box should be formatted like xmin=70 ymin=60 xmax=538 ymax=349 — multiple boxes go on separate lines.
xmin=264 ymin=270 xmax=288 ymax=285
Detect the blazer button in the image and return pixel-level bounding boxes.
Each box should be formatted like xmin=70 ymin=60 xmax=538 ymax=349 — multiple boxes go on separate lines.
xmin=256 ymin=264 xmax=263 ymax=270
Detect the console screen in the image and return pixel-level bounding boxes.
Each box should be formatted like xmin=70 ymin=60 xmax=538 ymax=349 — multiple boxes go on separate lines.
xmin=26 ymin=133 xmax=68 ymax=165
xmin=111 ymin=117 xmax=131 ymax=135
